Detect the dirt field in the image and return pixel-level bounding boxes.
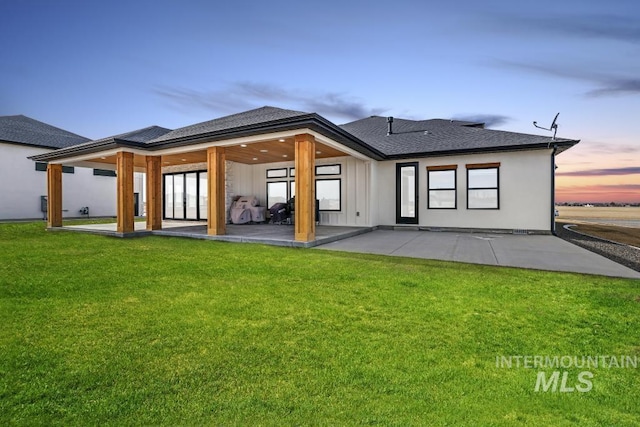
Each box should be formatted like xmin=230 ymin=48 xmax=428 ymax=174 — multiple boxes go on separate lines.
xmin=556 ymin=220 xmax=640 ymax=247
xmin=557 ymin=206 xmax=640 ymax=220
xmin=557 ymin=207 xmax=640 ymax=229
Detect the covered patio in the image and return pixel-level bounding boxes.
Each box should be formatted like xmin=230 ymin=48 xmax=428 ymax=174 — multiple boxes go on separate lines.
xmin=31 ymin=107 xmax=383 ymax=246
xmin=60 ymin=221 xmax=373 ymax=248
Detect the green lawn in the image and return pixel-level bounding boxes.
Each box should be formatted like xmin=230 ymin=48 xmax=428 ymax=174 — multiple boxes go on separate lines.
xmin=1 ymin=222 xmax=639 ymax=426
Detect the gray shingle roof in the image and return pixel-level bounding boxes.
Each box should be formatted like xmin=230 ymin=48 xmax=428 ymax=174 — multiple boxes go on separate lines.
xmin=114 ymin=125 xmax=174 ymax=143
xmin=60 ymin=125 xmax=173 ymax=151
xmin=0 ymin=115 xmax=89 ymax=149
xmin=339 ymin=116 xmax=578 ymax=157
xmin=93 ymin=125 xmax=172 ymax=145
xmin=29 ymin=107 xmax=579 ymax=163
xmin=150 ymin=106 xmax=309 ymax=143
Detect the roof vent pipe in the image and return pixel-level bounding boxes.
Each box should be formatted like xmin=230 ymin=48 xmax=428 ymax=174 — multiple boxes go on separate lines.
xmin=387 ymin=116 xmax=394 ymax=135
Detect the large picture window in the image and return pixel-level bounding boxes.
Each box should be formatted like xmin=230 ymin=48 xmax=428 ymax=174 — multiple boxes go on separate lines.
xmin=316 ymin=179 xmax=341 ymax=211
xmin=428 ymin=166 xmax=457 ymax=209
xmin=467 ymin=163 xmax=500 ymax=209
xmin=266 ymin=181 xmax=288 ymax=208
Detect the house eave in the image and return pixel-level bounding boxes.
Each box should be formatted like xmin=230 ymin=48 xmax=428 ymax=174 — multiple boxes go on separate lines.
xmin=29 ymin=114 xmax=387 ymax=163
xmin=384 ymin=140 xmax=580 ymax=160
xmin=1 ymin=139 xmax=60 ymax=150
xmin=28 ymin=139 xmax=147 ymax=162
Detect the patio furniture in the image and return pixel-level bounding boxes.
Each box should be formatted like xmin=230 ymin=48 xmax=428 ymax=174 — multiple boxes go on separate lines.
xmin=230 ymin=196 xmax=266 ymax=224
xmin=287 ymin=196 xmax=320 ymax=225
xmin=268 ymin=202 xmax=289 ymax=224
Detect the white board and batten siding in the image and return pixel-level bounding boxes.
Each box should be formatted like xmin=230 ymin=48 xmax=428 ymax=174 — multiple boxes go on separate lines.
xmin=229 ymin=156 xmax=373 ymax=227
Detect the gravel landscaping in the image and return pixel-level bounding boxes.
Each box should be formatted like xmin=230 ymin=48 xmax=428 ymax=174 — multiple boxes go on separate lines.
xmin=556 ymin=223 xmax=640 ymax=273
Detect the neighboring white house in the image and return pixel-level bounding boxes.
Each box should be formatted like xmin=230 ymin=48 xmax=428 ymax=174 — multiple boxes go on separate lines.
xmin=0 ymin=115 xmax=121 ymax=220
xmin=30 ymin=106 xmax=579 ymax=237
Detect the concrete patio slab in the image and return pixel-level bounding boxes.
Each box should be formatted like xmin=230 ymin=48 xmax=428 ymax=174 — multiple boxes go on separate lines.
xmin=61 ymin=221 xmax=372 ymax=248
xmin=316 ymin=229 xmax=640 ymax=279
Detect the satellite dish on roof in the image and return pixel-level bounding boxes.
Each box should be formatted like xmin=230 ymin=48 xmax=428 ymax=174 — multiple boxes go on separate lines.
xmin=533 ymin=112 xmax=559 ymax=140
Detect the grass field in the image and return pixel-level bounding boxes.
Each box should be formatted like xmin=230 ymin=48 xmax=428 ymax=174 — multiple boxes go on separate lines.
xmin=1 ymin=222 xmax=640 ymax=426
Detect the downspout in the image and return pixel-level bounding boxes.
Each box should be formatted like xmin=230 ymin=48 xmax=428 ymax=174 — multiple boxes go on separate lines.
xmin=550 ymin=144 xmax=558 ymax=235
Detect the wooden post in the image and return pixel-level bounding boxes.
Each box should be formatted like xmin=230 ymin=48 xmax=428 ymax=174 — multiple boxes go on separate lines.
xmin=116 ymin=151 xmax=135 ymax=233
xmin=146 ymin=156 xmax=162 ymax=230
xmin=207 ymin=146 xmax=226 ymax=235
xmin=47 ymin=163 xmax=63 ymax=227
xmin=294 ymin=133 xmax=315 ymax=242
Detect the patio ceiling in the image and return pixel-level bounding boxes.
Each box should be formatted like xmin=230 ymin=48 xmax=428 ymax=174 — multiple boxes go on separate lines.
xmin=85 ymin=137 xmax=348 ymax=168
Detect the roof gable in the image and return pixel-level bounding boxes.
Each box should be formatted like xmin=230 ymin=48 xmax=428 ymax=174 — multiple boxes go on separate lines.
xmin=0 ymin=115 xmax=89 ymax=149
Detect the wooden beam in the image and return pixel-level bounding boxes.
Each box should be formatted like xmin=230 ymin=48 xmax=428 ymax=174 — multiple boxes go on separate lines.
xmin=427 ymin=164 xmax=458 ymax=171
xmin=207 ymin=146 xmax=226 ymax=235
xmin=116 ymin=151 xmax=135 ymax=233
xmin=47 ymin=164 xmax=62 ymax=227
xmin=145 ymin=156 xmax=162 ymax=230
xmin=466 ymin=162 xmax=501 ymax=169
xmin=294 ymin=134 xmax=315 ymax=242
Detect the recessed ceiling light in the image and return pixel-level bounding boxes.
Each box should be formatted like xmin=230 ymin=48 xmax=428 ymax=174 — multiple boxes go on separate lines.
xmin=260 ymin=149 xmax=268 ymax=153
xmin=282 ymin=154 xmax=288 ymax=158
xmin=252 ymin=157 xmax=258 ymax=161
xmin=316 ymin=151 xmax=321 ymax=154
xmin=100 ymin=156 xmax=106 ymax=160
xmin=278 ymin=138 xmax=286 ymax=142
xmin=240 ymin=144 xmax=247 ymax=148
xmin=181 ymin=158 xmax=187 ymax=161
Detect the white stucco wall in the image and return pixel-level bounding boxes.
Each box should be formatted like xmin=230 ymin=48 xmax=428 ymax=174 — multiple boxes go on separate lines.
xmin=0 ymin=142 xmax=117 ymax=220
xmin=376 ymin=149 xmax=554 ymax=231
xmin=63 ymin=167 xmax=117 ymax=218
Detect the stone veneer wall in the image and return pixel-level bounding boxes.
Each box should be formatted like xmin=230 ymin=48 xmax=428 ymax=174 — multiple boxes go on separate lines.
xmin=162 ymin=161 xmax=235 ymax=222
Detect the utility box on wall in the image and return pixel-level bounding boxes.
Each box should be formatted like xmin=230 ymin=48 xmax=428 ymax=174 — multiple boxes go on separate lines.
xmin=40 ymin=195 xmax=47 ymax=217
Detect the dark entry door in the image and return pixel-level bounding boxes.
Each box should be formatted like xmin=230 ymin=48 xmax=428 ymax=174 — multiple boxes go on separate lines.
xmin=396 ymin=162 xmax=418 ymax=224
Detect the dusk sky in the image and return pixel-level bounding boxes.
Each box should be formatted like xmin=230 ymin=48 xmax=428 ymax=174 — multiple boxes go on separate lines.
xmin=1 ymin=0 xmax=639 ymax=203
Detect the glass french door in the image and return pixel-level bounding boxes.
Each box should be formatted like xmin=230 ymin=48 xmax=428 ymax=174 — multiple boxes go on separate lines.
xmin=396 ymin=162 xmax=418 ymax=224
xmin=198 ymin=172 xmax=208 ymax=220
xmin=164 ymin=171 xmax=207 ymax=220
xmin=185 ymin=173 xmax=198 ymax=220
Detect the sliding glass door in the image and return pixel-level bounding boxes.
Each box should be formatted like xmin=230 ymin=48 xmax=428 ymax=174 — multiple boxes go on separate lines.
xmin=199 ymin=172 xmax=208 ymax=220
xmin=185 ymin=173 xmax=198 ymax=220
xmin=164 ymin=171 xmax=207 ymax=220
